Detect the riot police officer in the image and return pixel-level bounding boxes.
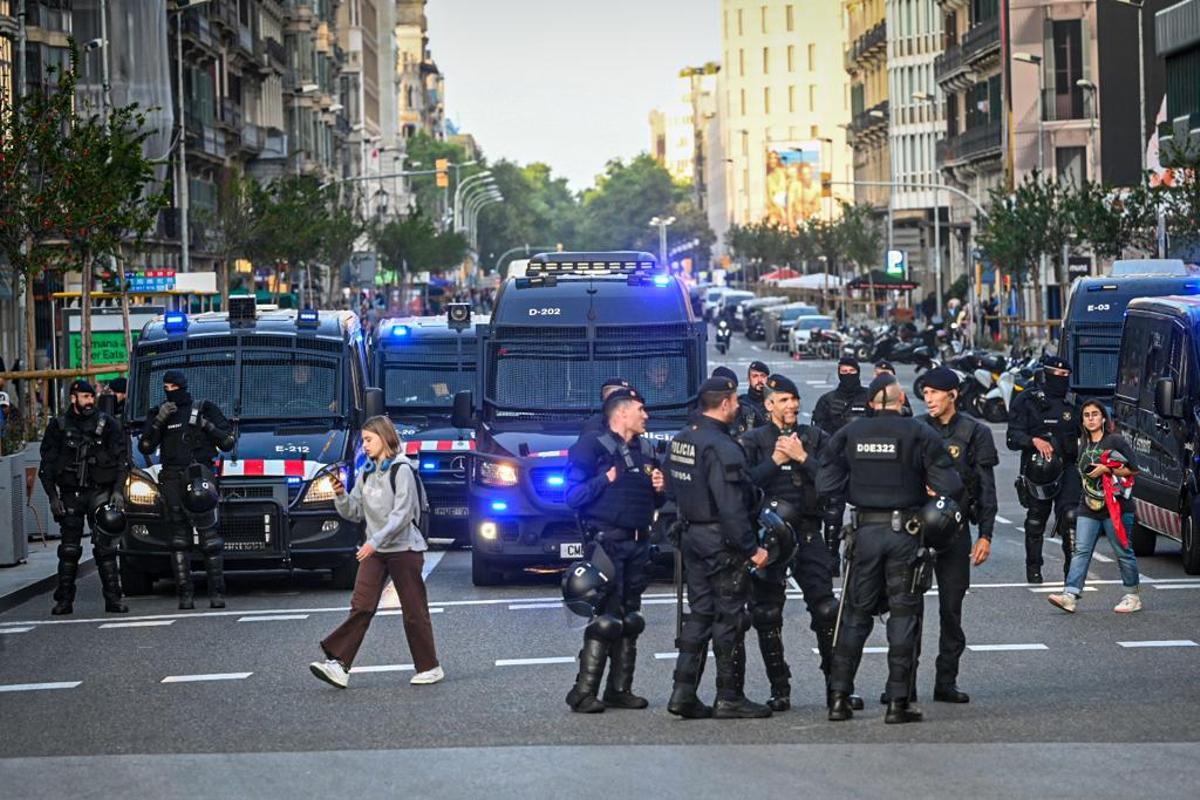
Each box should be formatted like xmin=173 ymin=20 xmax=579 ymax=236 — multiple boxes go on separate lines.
xmin=740 ymin=360 xmax=769 ymax=423
xmin=818 ymin=374 xmax=962 ymax=724
xmin=740 ymin=373 xmax=863 ymax=712
xmin=917 ymin=367 xmax=998 ymax=704
xmin=581 ymin=377 xmax=632 ymax=436
xmin=563 ymin=388 xmax=665 ymax=713
xmin=667 ymin=375 xmax=771 ymax=719
xmin=873 ymin=361 xmax=912 ymax=416
xmin=106 ymin=377 xmax=127 ymax=419
xmin=39 ymin=380 xmax=129 ymax=615
xmin=1007 ymin=355 xmax=1080 ymax=583
xmin=812 ymin=357 xmax=870 ymax=435
xmin=138 ymin=370 xmax=236 ymax=609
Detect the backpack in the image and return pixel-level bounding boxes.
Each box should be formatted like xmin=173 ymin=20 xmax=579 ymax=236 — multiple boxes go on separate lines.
xmin=389 ymin=461 xmax=431 ymax=537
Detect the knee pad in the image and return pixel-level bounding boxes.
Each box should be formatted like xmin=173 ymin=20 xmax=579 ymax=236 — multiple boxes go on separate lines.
xmin=57 ymin=542 xmax=83 ymax=563
xmin=188 ymin=508 xmax=219 ymax=532
xmin=751 ymin=604 xmax=783 ymax=630
xmin=168 ymin=529 xmax=192 ymax=551
xmin=58 ymin=514 xmax=84 ymax=538
xmin=717 ymin=610 xmax=751 ymax=633
xmin=621 ymin=610 xmax=645 ymax=637
xmin=809 ymin=597 xmax=839 ymax=627
xmin=92 ymin=533 xmax=119 ymax=559
xmin=199 ymin=530 xmax=224 ymax=556
xmin=586 ymin=613 xmax=623 ymax=642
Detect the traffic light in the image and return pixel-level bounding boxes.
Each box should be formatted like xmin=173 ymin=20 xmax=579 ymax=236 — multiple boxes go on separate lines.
xmin=435 ymin=158 xmax=449 ymax=188
xmin=820 ymin=172 xmax=832 ymax=198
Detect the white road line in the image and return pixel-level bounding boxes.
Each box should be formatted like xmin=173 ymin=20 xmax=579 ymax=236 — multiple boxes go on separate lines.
xmin=377 ymin=607 xmax=445 ymax=616
xmin=1154 ymin=584 xmax=1200 ymax=590
xmin=99 ymin=620 xmax=176 ymax=629
xmin=1028 ymin=586 xmax=1097 ymax=593
xmin=1117 ymin=640 xmax=1198 ymax=649
xmin=237 ymin=614 xmax=310 ymax=622
xmin=161 ymin=672 xmax=253 ymax=683
xmin=654 ymin=651 xmax=713 ymax=660
xmin=995 ymin=515 xmax=1012 ymax=524
xmin=0 ymin=627 xmax=33 ymax=634
xmin=495 ymin=656 xmax=575 ymax=667
xmin=812 ymin=646 xmax=888 ymax=655
xmin=508 ymin=603 xmax=561 ymax=610
xmin=350 ymin=664 xmax=414 ymax=674
xmin=967 ymin=643 xmax=1048 ymax=652
xmin=1092 ymin=553 xmax=1114 ymax=563
xmin=805 ymin=380 xmax=825 ymax=385
xmin=0 ymin=681 xmax=81 ymax=693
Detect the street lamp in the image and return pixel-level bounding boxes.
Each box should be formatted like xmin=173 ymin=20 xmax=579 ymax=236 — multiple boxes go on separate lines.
xmin=1077 ymin=79 xmax=1099 ymax=182
xmin=169 ymin=0 xmax=214 ymax=273
xmin=648 ymin=216 xmax=676 ymax=267
xmin=912 ymin=90 xmax=944 ymax=320
xmin=1013 ymin=53 xmax=1045 ymax=177
xmin=1112 ymin=0 xmax=1148 ymax=177
xmin=456 ymin=177 xmax=497 ymax=232
xmin=452 ymin=170 xmax=493 ymax=230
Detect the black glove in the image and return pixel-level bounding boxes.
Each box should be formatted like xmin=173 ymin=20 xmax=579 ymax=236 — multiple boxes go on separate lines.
xmin=199 ymin=417 xmax=217 ymax=435
xmin=50 ymin=497 xmax=66 ymax=520
xmin=155 ymin=402 xmax=177 ymax=424
xmin=109 ymin=492 xmax=125 ymax=511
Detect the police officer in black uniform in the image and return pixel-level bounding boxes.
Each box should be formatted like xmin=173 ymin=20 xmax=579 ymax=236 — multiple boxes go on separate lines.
xmin=873 ymin=361 xmax=912 ymax=416
xmin=740 ymin=373 xmax=863 ymax=712
xmin=1006 ymin=355 xmax=1080 ymax=583
xmin=106 ymin=377 xmax=128 ymax=419
xmin=739 ymin=360 xmax=769 ymax=424
xmin=666 ymin=376 xmax=771 ymax=720
xmin=812 ymin=357 xmax=870 ymax=435
xmin=39 ymin=380 xmax=129 ymax=615
xmin=563 ymin=388 xmax=665 ymax=713
xmin=581 ymin=377 xmax=632 ymax=436
xmin=917 ymin=366 xmax=999 ymax=704
xmin=138 ymin=370 xmax=236 ymax=609
xmin=819 ymin=374 xmax=962 ymax=724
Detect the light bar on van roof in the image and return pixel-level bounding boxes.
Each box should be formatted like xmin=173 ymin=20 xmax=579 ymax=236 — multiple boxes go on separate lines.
xmin=525 ymin=258 xmax=660 ymax=277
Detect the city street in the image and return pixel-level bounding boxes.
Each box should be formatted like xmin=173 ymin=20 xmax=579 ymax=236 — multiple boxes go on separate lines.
xmin=2 ymin=333 xmax=1199 ymax=798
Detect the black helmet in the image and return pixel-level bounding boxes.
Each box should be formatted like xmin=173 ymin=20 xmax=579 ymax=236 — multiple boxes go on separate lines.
xmin=757 ymin=499 xmax=799 ymax=567
xmin=918 ymin=495 xmax=964 ymax=551
xmin=183 ymin=467 xmax=219 ymax=513
xmin=94 ymin=503 xmax=126 ymax=535
xmin=1026 ymin=448 xmax=1064 ymax=500
xmin=561 ymin=560 xmax=611 ymax=618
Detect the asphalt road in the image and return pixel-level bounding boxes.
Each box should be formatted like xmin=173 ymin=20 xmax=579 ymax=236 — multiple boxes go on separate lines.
xmin=2 ymin=332 xmax=1199 ymax=799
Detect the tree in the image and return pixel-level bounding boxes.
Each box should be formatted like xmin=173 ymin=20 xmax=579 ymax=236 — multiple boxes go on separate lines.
xmin=402 ymin=132 xmax=480 ymax=223
xmin=195 ymin=172 xmax=263 ymax=309
xmin=249 ymin=175 xmax=328 ymax=307
xmin=474 ymin=160 xmax=578 ymax=271
xmin=837 ymin=202 xmax=882 ymax=270
xmin=317 ymin=191 xmax=365 ymax=308
xmin=371 ymin=209 xmax=468 ymax=293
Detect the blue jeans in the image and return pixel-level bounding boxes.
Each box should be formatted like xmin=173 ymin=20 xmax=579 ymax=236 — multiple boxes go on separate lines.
xmin=1065 ymin=512 xmax=1139 ymax=596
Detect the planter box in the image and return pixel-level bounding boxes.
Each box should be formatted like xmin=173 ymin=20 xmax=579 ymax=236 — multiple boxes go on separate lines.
xmin=21 ymin=443 xmax=57 ymax=542
xmin=0 ymin=451 xmax=28 ymax=566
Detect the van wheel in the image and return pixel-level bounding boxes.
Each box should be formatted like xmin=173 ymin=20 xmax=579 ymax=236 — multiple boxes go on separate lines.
xmin=1130 ymin=523 xmax=1157 ymax=557
xmin=118 ymin=558 xmax=155 ymax=596
xmin=1182 ymin=511 xmax=1200 ymax=575
xmin=472 ymin=548 xmax=502 ymax=586
xmin=330 ymin=561 xmax=358 ymax=591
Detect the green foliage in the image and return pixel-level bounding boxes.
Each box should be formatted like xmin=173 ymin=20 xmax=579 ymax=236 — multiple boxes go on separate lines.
xmin=474 ymin=160 xmax=578 ymax=268
xmin=403 ymin=132 xmax=480 ymax=220
xmin=727 ymin=202 xmax=879 ymax=277
xmin=371 ymin=209 xmax=468 ymax=277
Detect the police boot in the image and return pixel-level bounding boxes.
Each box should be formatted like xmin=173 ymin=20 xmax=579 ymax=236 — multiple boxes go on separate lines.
xmin=170 ymin=551 xmax=195 ymax=610
xmin=879 ymin=687 xmax=918 ymax=705
xmin=203 ymin=552 xmax=226 ymax=609
xmin=1026 ymin=566 xmax=1043 ymax=584
xmin=713 ymin=642 xmax=772 ymax=719
xmin=51 ymin=557 xmax=79 ymax=616
xmin=668 ymin=647 xmax=713 ymax=719
xmin=816 ymin=625 xmax=863 ymax=711
xmin=757 ymin=625 xmax=791 ymax=712
xmin=566 ymin=638 xmax=608 ymax=714
xmin=96 ymin=559 xmax=128 ymax=614
xmin=885 ymin=698 xmax=924 ymax=725
xmin=602 ymin=637 xmax=648 ymax=710
xmin=827 ymin=691 xmax=854 ymax=721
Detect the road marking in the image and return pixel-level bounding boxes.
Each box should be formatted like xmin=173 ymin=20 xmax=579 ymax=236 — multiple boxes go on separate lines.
xmin=805 ymin=380 xmax=825 ymax=385
xmin=99 ymin=620 xmax=176 ymax=629
xmin=422 ymin=550 xmax=445 ymax=580
xmin=967 ymin=643 xmax=1048 ymax=652
xmin=237 ymin=614 xmax=310 ymax=622
xmin=161 ymin=672 xmax=253 ymax=683
xmin=350 ymin=664 xmax=414 ymax=674
xmin=1092 ymin=553 xmax=1114 ymax=563
xmin=812 ymin=646 xmax=888 ymax=655
xmin=377 ymin=607 xmax=444 ymax=616
xmin=495 ymin=656 xmax=575 ymax=667
xmin=1153 ymin=583 xmax=1200 ymax=590
xmin=654 ymin=651 xmax=713 ymax=660
xmin=508 ymin=602 xmax=561 ymax=610
xmin=1117 ymin=640 xmax=1198 ymax=648
xmin=0 ymin=627 xmax=33 ymax=634
xmin=1028 ymin=586 xmax=1097 ymax=593
xmin=995 ymin=515 xmax=1012 ymax=524
xmin=0 ymin=681 xmax=81 ymax=695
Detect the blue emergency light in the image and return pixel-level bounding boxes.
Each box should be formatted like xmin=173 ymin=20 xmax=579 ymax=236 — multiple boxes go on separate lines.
xmin=297 ymin=309 xmax=319 ymax=328
xmin=653 ymin=274 xmax=671 ymax=287
xmin=491 ymin=500 xmax=509 ymax=512
xmin=163 ymin=311 xmax=188 ymax=333
xmin=544 ymin=473 xmax=565 ymax=487
xmin=421 ymin=460 xmax=438 ymax=471
xmin=391 ymin=324 xmax=411 ymax=338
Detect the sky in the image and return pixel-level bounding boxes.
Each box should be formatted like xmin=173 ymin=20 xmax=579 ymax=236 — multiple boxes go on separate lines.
xmin=424 ymin=0 xmax=721 ymax=192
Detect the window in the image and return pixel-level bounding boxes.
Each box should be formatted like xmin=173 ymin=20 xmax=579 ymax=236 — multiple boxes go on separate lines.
xmin=971 ymin=0 xmax=999 ymax=24
xmin=945 ymin=11 xmax=958 ymax=47
xmin=789 ymin=85 xmax=796 ymax=113
xmin=787 ymin=45 xmax=795 ymax=72
xmin=1140 ymin=321 xmax=1173 ymax=409
xmin=761 ymin=5 xmax=768 ymax=33
xmin=740 ymin=88 xmax=746 ymax=116
xmin=763 ymin=47 xmax=769 ymax=74
xmin=763 ymin=87 xmax=771 ymax=114
xmin=810 ymin=124 xmax=819 ymax=138
xmin=946 ymin=96 xmax=959 ymax=137
xmin=1051 ymin=19 xmax=1086 ymax=120
xmin=737 ymin=8 xmax=743 ymax=36
xmin=1116 ymin=316 xmax=1149 ymax=399
xmin=808 ymin=85 xmax=816 ymax=112
xmin=787 ymin=5 xmax=795 ymax=32
xmin=808 ymin=43 xmax=816 ymax=72
xmin=1056 ymin=146 xmax=1087 ymax=187
xmin=739 ymin=48 xmax=745 ymax=76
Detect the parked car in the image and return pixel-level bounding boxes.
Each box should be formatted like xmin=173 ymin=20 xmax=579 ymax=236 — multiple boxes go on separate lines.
xmin=787 ymin=315 xmax=835 ymax=356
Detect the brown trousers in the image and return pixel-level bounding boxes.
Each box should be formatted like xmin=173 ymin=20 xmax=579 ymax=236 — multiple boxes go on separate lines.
xmin=320 ymin=550 xmax=439 ymax=672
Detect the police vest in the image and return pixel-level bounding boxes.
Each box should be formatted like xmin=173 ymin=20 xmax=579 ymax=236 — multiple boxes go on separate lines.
xmin=669 ymin=423 xmax=735 ymax=524
xmin=158 ymin=401 xmax=222 ymax=468
xmin=825 ymin=388 xmax=870 ymax=431
xmin=583 ymin=432 xmax=658 ymax=530
xmin=51 ymin=412 xmax=120 ymax=488
xmin=922 ymin=413 xmax=979 ymax=509
xmin=843 ymin=415 xmax=929 ymax=509
xmin=746 ymin=424 xmax=822 ymax=517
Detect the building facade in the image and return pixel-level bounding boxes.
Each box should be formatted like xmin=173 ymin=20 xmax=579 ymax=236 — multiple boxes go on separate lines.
xmin=1157 ymin=0 xmax=1200 ymax=167
xmin=395 ymin=0 xmax=444 ymax=141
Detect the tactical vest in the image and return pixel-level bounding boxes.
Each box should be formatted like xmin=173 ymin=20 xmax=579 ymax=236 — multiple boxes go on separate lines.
xmin=53 ymin=413 xmax=119 ymax=488
xmin=159 ymin=401 xmax=221 ymax=468
xmin=923 ymin=413 xmax=979 ymax=515
xmin=583 ymin=432 xmax=658 ymax=530
xmin=669 ymin=425 xmax=719 ymax=523
xmin=843 ymin=415 xmax=928 ymax=509
xmin=825 ymin=387 xmax=870 ymax=431
xmin=749 ymin=424 xmax=822 ymax=517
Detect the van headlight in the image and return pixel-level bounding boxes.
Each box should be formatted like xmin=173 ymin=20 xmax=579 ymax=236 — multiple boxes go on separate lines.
xmin=479 ymin=460 xmax=518 ymax=487
xmin=126 ymin=473 xmax=159 ymax=506
xmin=304 ymin=470 xmax=339 ymax=505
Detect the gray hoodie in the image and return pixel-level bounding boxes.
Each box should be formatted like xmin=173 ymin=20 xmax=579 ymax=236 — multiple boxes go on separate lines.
xmin=334 ymin=455 xmax=426 ymax=552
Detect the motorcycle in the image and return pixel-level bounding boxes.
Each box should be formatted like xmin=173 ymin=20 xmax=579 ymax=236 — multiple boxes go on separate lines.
xmin=982 ymin=350 xmax=1039 ymax=422
xmin=715 ymin=319 xmax=732 ymax=354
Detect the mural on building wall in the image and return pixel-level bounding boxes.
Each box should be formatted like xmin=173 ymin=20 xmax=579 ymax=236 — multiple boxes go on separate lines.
xmin=765 ymin=141 xmax=822 ymax=230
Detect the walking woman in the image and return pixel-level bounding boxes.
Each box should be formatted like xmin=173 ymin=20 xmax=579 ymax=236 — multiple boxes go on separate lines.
xmin=1049 ymin=400 xmax=1143 ymax=614
xmin=309 ymin=416 xmax=443 ymax=688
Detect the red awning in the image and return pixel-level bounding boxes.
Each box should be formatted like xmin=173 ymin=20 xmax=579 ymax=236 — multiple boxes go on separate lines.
xmin=760 ymin=268 xmax=801 ymax=281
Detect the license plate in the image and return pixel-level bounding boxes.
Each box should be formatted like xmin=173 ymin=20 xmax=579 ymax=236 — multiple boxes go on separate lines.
xmin=560 ymin=542 xmax=584 ymax=559
xmin=433 ymin=506 xmax=469 ymax=517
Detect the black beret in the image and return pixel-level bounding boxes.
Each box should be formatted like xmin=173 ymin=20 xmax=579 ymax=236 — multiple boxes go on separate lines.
xmin=867 ymin=373 xmax=897 ymax=401
xmin=700 ymin=376 xmax=738 ymax=395
xmin=601 ymin=377 xmax=631 ymax=390
xmin=69 ymin=379 xmax=96 ymax=396
xmin=162 ymin=369 xmax=188 ymax=389
xmin=108 ymin=377 xmax=127 ymax=393
xmin=711 ymin=366 xmax=738 ymax=384
xmin=838 ymin=356 xmax=860 ymax=371
xmin=1041 ymin=355 xmax=1070 ymax=372
xmin=748 ymin=360 xmax=770 ymax=376
xmin=765 ymin=373 xmax=799 ymax=397
xmin=920 ymin=366 xmax=960 ymax=392
xmin=873 ymin=360 xmax=895 ymax=374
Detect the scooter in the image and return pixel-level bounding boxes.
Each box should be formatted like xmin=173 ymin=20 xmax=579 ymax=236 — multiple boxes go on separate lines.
xmin=715 ymin=319 xmax=732 ymax=354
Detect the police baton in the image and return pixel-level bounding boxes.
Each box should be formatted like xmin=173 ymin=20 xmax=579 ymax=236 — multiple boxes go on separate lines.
xmin=831 ymin=524 xmax=856 ymax=652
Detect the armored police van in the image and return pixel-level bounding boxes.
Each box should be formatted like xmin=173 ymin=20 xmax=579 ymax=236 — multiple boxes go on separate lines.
xmin=120 ymin=298 xmax=375 ymax=592
xmin=1112 ymin=296 xmax=1200 ymax=573
xmin=452 ymin=251 xmax=706 ymax=585
xmin=373 ymin=312 xmax=483 ymax=545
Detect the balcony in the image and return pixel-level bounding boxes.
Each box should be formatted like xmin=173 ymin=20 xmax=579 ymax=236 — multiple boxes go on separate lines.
xmin=937 ymin=119 xmax=1002 ymax=167
xmin=844 ymin=20 xmax=888 ymax=71
xmin=962 ymin=16 xmax=1000 ymax=65
xmin=265 ymin=37 xmax=287 ymax=66
xmin=210 ymin=1 xmax=237 ymax=32
xmin=851 ymin=100 xmax=889 ymax=135
xmin=217 ymin=97 xmax=243 ymax=130
xmin=934 ymin=42 xmax=972 ymax=90
xmin=181 ymin=13 xmax=215 ymax=50
xmin=240 ymin=122 xmax=264 ymax=154
xmin=187 ymin=122 xmax=227 ymax=161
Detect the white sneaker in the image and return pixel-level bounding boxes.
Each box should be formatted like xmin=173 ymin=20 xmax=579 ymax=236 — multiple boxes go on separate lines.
xmin=309 ymin=658 xmax=349 ymax=689
xmin=410 ymin=665 xmax=444 ymax=685
xmin=1114 ymin=593 xmax=1143 ymax=614
xmin=1048 ymin=593 xmax=1077 ymax=613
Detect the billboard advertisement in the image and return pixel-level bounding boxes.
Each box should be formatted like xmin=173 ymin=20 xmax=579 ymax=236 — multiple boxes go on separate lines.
xmin=765 ymin=141 xmax=822 ymax=230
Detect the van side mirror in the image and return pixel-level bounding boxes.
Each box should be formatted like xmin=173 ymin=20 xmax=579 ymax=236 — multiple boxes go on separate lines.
xmin=1155 ymin=377 xmax=1177 ymax=419
xmin=452 ymin=390 xmax=475 ymax=430
xmin=364 ymin=387 xmax=384 ymax=419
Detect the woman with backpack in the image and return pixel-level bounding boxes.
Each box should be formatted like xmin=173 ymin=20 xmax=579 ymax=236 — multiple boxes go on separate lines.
xmin=309 ymin=416 xmax=443 ymax=688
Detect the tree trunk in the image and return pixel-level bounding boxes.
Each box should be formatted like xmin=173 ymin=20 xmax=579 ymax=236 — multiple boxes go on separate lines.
xmin=117 ymin=246 xmax=133 ymax=359
xmin=220 ymin=255 xmax=231 ymax=312
xmin=1030 ymin=262 xmax=1046 ymax=345
xmin=80 ymin=251 xmax=93 ymax=374
xmin=23 ymin=264 xmax=38 ymax=432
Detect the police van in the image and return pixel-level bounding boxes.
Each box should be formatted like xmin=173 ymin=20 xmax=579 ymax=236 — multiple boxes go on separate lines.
xmin=1061 ymin=263 xmax=1199 ymax=400
xmin=121 ymin=298 xmax=377 ymax=592
xmin=1112 ymin=296 xmax=1200 ymax=573
xmin=373 ymin=313 xmax=483 ymax=545
xmin=451 ymin=251 xmax=706 ymax=585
